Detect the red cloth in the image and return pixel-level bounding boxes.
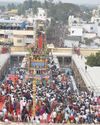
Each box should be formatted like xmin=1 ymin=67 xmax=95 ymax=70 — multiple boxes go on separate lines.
xmin=36 ymin=104 xmax=40 ymax=110
xmin=1 ymin=47 xmax=8 ymax=54
xmin=8 ymin=74 xmax=18 ymax=84
xmin=4 ymin=112 xmax=8 ymax=119
xmin=38 ymin=35 xmax=43 ymax=49
xmin=0 ymin=95 xmax=5 ymax=111
xmin=70 ymin=115 xmax=74 ymax=121
xmin=47 ymin=114 xmax=51 ymax=123
xmin=7 ymin=103 xmax=13 ymax=114
xmin=56 ymin=113 xmax=62 ymax=122
xmin=97 ymin=97 xmax=100 ymax=104
xmin=16 ymin=109 xmax=20 ymax=115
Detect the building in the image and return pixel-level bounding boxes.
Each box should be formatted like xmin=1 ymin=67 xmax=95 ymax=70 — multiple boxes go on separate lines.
xmin=83 ymin=23 xmax=96 ymax=33
xmin=0 ymin=53 xmax=10 ymax=80
xmin=64 ymin=36 xmax=81 ymax=47
xmin=91 ymin=16 xmax=100 ymax=24
xmin=69 ymin=25 xmax=83 ymax=36
xmin=68 ymin=15 xmax=83 ymax=27
xmin=0 ymin=18 xmax=35 ymax=46
xmin=83 ymin=33 xmax=97 ymax=39
xmin=92 ymin=5 xmax=100 ymax=18
xmin=34 ymin=8 xmax=51 ymax=31
xmin=0 ymin=8 xmax=51 ymax=48
xmin=72 ymin=54 xmax=100 ymax=96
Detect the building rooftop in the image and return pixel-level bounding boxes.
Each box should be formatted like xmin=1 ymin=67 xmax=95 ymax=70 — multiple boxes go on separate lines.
xmin=87 ymin=66 xmax=100 ymax=89
xmin=0 ymin=18 xmax=22 ymax=24
xmin=73 ymin=54 xmax=100 ymax=96
xmin=11 ymin=52 xmax=29 ymax=56
xmin=65 ymin=36 xmax=81 ymax=41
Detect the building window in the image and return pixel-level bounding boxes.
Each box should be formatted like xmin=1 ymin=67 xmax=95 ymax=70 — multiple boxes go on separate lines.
xmin=97 ymin=19 xmax=99 ymax=22
xmin=37 ymin=70 xmax=40 ymax=75
xmin=36 ymin=70 xmax=38 ymax=74
xmin=26 ymin=35 xmax=33 ymax=38
xmin=17 ymin=40 xmax=22 ymax=43
xmin=73 ymin=20 xmax=77 ymax=24
xmin=91 ymin=27 xmax=93 ymax=30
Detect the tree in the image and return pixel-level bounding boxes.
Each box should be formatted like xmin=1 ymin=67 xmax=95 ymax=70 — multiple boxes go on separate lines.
xmin=95 ymin=52 xmax=100 ymax=66
xmin=86 ymin=54 xmax=96 ymax=66
xmin=86 ymin=51 xmax=100 ymax=66
xmin=44 ymin=0 xmax=49 ymax=9
xmin=32 ymin=1 xmax=42 ymax=14
xmin=47 ymin=2 xmax=81 ymax=23
xmin=0 ymin=6 xmax=5 ymax=12
xmin=84 ymin=38 xmax=93 ymax=45
xmin=16 ymin=0 xmax=81 ymax=23
xmin=17 ymin=3 xmax=26 ymax=15
xmin=28 ymin=0 xmax=33 ymax=9
xmin=7 ymin=3 xmax=16 ymax=11
xmin=17 ymin=0 xmax=42 ymax=15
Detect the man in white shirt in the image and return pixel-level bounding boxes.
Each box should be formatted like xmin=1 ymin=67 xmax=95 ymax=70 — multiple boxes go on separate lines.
xmin=51 ymin=110 xmax=57 ymax=123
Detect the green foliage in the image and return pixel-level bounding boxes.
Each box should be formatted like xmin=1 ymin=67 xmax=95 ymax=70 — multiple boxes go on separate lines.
xmin=47 ymin=2 xmax=81 ymax=23
xmin=84 ymin=38 xmax=93 ymax=45
xmin=16 ymin=0 xmax=81 ymax=23
xmin=80 ymin=5 xmax=93 ymax=21
xmin=17 ymin=0 xmax=42 ymax=15
xmin=7 ymin=3 xmax=17 ymax=11
xmin=86 ymin=51 xmax=100 ymax=66
xmin=0 ymin=6 xmax=5 ymax=11
xmin=46 ymin=19 xmax=57 ymax=41
xmin=32 ymin=1 xmax=42 ymax=14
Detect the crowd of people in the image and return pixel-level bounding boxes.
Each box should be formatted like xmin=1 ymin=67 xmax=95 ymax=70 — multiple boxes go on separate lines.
xmin=0 ymin=58 xmax=100 ymax=124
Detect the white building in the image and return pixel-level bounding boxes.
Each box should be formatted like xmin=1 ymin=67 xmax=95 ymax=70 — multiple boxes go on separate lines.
xmin=33 ymin=8 xmax=51 ymax=29
xmin=37 ymin=8 xmax=47 ymax=20
xmin=68 ymin=19 xmax=97 ymax=39
xmin=0 ymin=8 xmax=51 ymax=47
xmin=91 ymin=17 xmax=100 ymax=24
xmin=68 ymin=15 xmax=82 ymax=27
xmin=91 ymin=5 xmax=100 ymax=24
xmin=64 ymin=36 xmax=81 ymax=47
xmin=34 ymin=8 xmax=48 ymax=22
xmin=96 ymin=24 xmax=100 ymax=37
xmin=93 ymin=37 xmax=100 ymax=45
xmin=92 ymin=5 xmax=100 ymax=18
xmin=83 ymin=23 xmax=96 ymax=33
xmin=83 ymin=33 xmax=97 ymax=39
xmin=67 ymin=5 xmax=100 ymax=46
xmin=73 ymin=54 xmax=100 ymax=96
xmin=69 ymin=26 xmax=83 ymax=36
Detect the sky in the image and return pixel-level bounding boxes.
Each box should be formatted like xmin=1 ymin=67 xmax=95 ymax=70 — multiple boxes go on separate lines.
xmin=59 ymin=0 xmax=100 ymax=5
xmin=0 ymin=0 xmax=100 ymax=5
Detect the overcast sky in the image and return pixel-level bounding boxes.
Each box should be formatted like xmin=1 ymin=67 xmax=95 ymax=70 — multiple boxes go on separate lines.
xmin=1 ymin=0 xmax=100 ymax=5
xmin=59 ymin=0 xmax=100 ymax=5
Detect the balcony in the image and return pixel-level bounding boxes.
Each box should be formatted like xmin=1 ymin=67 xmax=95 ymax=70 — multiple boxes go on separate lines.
xmin=10 ymin=46 xmax=27 ymax=52
xmin=24 ymin=38 xmax=34 ymax=44
xmin=0 ymin=29 xmax=34 ymax=36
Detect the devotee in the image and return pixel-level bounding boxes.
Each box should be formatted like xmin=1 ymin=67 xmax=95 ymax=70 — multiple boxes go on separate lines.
xmin=0 ymin=59 xmax=99 ymax=124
